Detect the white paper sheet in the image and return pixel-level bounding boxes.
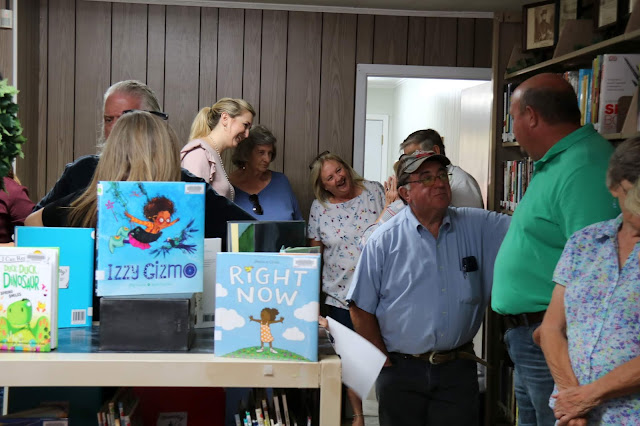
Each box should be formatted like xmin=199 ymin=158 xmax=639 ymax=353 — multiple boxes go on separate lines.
xmin=326 ymin=316 xmax=387 ymax=400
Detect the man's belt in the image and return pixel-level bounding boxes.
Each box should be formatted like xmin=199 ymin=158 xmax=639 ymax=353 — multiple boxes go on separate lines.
xmin=503 ymin=310 xmax=546 ymax=329
xmin=393 ymin=342 xmax=489 ymax=367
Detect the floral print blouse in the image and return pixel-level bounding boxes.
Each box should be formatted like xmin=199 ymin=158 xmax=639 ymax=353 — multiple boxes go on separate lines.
xmin=553 ymin=215 xmax=640 ymax=423
xmin=308 ymin=180 xmax=384 ymax=309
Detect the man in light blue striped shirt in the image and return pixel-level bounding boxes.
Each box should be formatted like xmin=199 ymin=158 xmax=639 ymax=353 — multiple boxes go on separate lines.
xmin=347 ymin=150 xmax=510 ymax=426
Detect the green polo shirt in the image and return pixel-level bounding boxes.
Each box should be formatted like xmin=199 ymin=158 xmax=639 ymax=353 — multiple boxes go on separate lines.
xmin=492 ymin=124 xmax=620 ymax=315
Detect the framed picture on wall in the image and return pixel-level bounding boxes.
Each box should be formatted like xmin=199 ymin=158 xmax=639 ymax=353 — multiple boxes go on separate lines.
xmin=523 ymin=1 xmax=557 ymax=51
xmin=556 ymin=0 xmax=580 ymax=38
xmin=595 ymin=0 xmax=619 ymax=29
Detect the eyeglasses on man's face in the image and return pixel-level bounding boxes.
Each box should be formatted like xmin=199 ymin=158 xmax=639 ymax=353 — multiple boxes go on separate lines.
xmin=248 ymin=194 xmax=263 ymax=215
xmin=403 ymin=172 xmax=452 ymax=187
xmin=122 ymin=109 xmax=169 ymax=121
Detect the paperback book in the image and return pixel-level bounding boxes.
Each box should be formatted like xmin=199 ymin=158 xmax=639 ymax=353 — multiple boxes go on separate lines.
xmin=227 ymin=221 xmax=306 ymax=252
xmin=16 ymin=226 xmax=94 ymax=328
xmin=0 ymin=247 xmax=59 ymax=352
xmin=214 ymin=252 xmax=320 ymax=362
xmin=194 ymin=238 xmax=222 ymax=329
xmin=95 ymin=181 xmax=205 ymax=296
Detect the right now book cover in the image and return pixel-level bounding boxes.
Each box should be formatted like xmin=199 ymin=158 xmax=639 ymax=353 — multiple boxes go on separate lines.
xmin=214 ymin=252 xmax=320 ymax=362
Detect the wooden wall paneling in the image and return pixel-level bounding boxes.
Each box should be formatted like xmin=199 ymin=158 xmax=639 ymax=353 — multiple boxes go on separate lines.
xmin=319 ymin=13 xmax=357 ymax=164
xmin=407 ymin=17 xmax=425 ymax=65
xmin=0 ymin=28 xmax=12 ymax=83
xmin=217 ymin=8 xmax=244 ymax=99
xmin=198 ymin=7 xmax=218 ymax=110
xmin=373 ymin=16 xmax=408 ymax=65
xmin=46 ymin=0 xmax=75 ymax=190
xmin=111 ymin=3 xmax=148 ymax=83
xmin=147 ymin=5 xmax=166 ymax=108
xmin=74 ymin=0 xmax=111 ymax=160
xmin=355 ymin=14 xmax=374 ymax=64
xmin=284 ymin=11 xmax=322 ymax=221
xmin=424 ymin=17 xmax=457 ymax=66
xmin=259 ymin=10 xmax=287 ymax=172
xmin=243 ymin=9 xmax=262 ymax=123
xmin=36 ymin=0 xmax=48 ymax=200
xmin=474 ymin=18 xmax=493 ymax=68
xmin=456 ymin=18 xmax=475 ymax=67
xmin=164 ymin=6 xmax=201 ymax=144
xmin=16 ymin=0 xmax=41 ymax=201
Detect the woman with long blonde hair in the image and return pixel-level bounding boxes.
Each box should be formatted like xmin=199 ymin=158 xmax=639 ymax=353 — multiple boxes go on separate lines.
xmin=181 ymin=98 xmax=255 ymax=200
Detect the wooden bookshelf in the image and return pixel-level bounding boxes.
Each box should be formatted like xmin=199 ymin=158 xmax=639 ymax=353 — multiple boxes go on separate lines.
xmin=505 ymin=28 xmax=640 ymax=79
xmin=602 ymin=131 xmax=640 ymax=140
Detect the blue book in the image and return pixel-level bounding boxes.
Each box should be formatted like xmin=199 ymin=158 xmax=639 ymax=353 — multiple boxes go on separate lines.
xmin=95 ymin=181 xmax=205 ymax=296
xmin=16 ymin=226 xmax=94 ymax=328
xmin=214 ymin=252 xmax=320 ymax=362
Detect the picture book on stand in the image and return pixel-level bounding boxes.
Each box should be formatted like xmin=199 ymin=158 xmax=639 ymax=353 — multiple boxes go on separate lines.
xmin=227 ymin=220 xmax=306 ymax=252
xmin=0 ymin=247 xmax=59 ymax=352
xmin=95 ymin=181 xmax=205 ymax=296
xmin=214 ymin=252 xmax=320 ymax=362
xmin=16 ymin=226 xmax=94 ymax=328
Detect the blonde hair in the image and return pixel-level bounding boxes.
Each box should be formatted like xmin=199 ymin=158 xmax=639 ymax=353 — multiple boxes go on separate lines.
xmin=309 ymin=152 xmax=364 ymax=206
xmin=607 ymin=137 xmax=640 ymax=215
xmin=68 ymin=111 xmax=182 ymax=228
xmin=188 ymin=98 xmax=256 ymax=141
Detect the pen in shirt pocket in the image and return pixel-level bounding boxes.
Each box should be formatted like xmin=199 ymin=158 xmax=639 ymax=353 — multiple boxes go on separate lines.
xmin=461 ymin=256 xmax=478 ymax=279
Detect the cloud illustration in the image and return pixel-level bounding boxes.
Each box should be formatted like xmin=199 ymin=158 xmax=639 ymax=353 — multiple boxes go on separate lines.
xmin=216 ymin=282 xmax=228 ymax=297
xmin=294 ymin=301 xmax=319 ymax=322
xmin=215 ymin=308 xmax=245 ymax=330
xmin=283 ymin=327 xmax=305 ymax=341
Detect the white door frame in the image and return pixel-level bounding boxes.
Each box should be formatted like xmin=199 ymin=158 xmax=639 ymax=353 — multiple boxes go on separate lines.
xmin=353 ymin=64 xmax=492 ymax=175
xmin=365 ymin=113 xmax=389 ymax=182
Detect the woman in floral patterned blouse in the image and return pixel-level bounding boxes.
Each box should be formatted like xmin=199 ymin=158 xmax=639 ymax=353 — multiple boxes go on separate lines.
xmin=538 ymin=138 xmax=640 ymax=425
xmin=307 ymin=151 xmax=384 ymax=425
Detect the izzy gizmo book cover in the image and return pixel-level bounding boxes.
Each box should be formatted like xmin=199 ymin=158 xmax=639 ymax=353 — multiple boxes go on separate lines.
xmin=16 ymin=226 xmax=95 ymax=328
xmin=0 ymin=247 xmax=59 ymax=351
xmin=215 ymin=252 xmax=320 ymax=362
xmin=95 ymin=181 xmax=205 ymax=296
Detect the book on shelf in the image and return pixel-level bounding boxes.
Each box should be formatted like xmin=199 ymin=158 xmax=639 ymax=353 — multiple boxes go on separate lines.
xmin=0 ymin=403 xmax=68 ymax=426
xmin=156 ymin=412 xmax=187 ymax=426
xmin=95 ymin=181 xmax=205 ymax=296
xmin=97 ymin=387 xmax=140 ymax=426
xmin=227 ymin=221 xmax=306 ymax=253
xmin=0 ymin=247 xmax=59 ymax=352
xmin=16 ymin=226 xmax=94 ymax=328
xmin=194 ymin=238 xmax=222 ymax=329
xmin=214 ymin=252 xmax=321 ymax=362
xmin=500 ymin=158 xmax=533 ymax=213
xmin=577 ymin=68 xmax=593 ymax=125
xmin=597 ymin=54 xmax=640 ymax=134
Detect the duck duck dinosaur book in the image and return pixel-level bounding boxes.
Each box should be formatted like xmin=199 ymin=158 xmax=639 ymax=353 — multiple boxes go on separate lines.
xmin=214 ymin=252 xmax=320 ymax=362
xmin=0 ymin=247 xmax=59 ymax=352
xmin=95 ymin=181 xmax=205 ymax=296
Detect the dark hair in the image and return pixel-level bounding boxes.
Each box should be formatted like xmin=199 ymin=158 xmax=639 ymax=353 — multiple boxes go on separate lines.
xmin=519 ymin=85 xmax=581 ymax=126
xmin=400 ymin=129 xmax=446 ymax=156
xmin=144 ymin=196 xmax=175 ymax=220
xmin=261 ymin=307 xmax=279 ymax=320
xmin=231 ymin=124 xmax=277 ymax=167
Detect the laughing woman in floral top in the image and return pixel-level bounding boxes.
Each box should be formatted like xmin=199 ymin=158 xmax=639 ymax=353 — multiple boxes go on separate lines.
xmin=538 ymin=138 xmax=640 ymax=425
xmin=307 ymin=151 xmax=384 ymax=425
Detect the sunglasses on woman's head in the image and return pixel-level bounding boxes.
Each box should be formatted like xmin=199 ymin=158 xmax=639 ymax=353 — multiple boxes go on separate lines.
xmin=122 ymin=109 xmax=169 ymax=121
xmin=308 ymin=150 xmax=330 ymax=170
xmin=248 ymin=194 xmax=263 ymax=215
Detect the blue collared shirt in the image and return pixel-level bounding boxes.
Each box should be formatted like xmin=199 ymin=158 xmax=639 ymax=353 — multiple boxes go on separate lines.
xmin=347 ymin=206 xmax=511 ymax=354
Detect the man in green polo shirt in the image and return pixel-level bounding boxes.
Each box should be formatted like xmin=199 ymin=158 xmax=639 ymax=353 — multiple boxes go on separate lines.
xmin=492 ymin=73 xmax=619 ymax=426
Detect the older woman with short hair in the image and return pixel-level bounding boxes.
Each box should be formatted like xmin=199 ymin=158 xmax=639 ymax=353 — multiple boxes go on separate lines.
xmin=538 ymin=137 xmax=640 ymax=425
xmin=229 ymin=125 xmax=301 ymax=220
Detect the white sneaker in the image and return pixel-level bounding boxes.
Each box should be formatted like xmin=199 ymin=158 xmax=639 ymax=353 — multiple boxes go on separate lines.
xmin=270 ymin=348 xmax=278 ymax=354
xmin=256 ymin=348 xmax=264 ymax=353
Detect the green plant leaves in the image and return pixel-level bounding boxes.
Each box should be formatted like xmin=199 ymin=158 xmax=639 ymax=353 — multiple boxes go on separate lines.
xmin=0 ymin=79 xmax=26 ymax=191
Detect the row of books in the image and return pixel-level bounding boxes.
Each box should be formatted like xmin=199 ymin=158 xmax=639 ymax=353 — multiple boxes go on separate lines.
xmin=0 ymin=403 xmax=68 ymax=425
xmin=499 ymin=158 xmax=534 ymax=213
xmin=232 ymin=388 xmax=318 ymax=426
xmin=97 ymin=388 xmax=140 ymax=426
xmin=502 ymin=54 xmax=640 ymax=143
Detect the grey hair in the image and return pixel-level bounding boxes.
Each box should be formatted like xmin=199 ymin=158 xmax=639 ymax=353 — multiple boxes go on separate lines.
xmin=400 ymin=129 xmax=445 ymax=156
xmin=607 ymin=137 xmax=640 ymax=215
xmin=231 ymin=124 xmax=277 ymax=168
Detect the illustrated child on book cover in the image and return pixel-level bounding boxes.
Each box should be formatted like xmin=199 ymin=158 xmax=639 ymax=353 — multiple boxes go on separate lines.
xmin=249 ymin=307 xmax=284 ymax=354
xmin=96 ymin=181 xmax=205 ymax=296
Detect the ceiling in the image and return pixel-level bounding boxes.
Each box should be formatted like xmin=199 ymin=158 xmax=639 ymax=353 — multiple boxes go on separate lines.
xmin=214 ymin=0 xmax=529 ymax=13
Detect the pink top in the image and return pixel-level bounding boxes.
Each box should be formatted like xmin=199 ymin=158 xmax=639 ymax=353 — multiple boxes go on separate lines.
xmin=180 ymin=138 xmax=234 ymax=201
